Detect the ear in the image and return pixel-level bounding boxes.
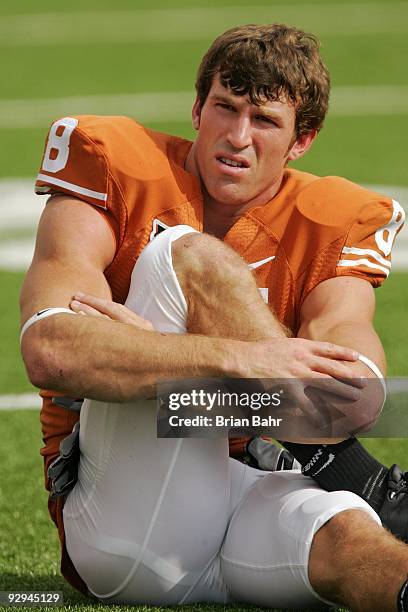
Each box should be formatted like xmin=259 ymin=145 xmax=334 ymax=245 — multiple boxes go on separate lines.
xmin=287 ymin=129 xmax=318 ymax=161
xmin=192 ymin=97 xmax=202 ymax=130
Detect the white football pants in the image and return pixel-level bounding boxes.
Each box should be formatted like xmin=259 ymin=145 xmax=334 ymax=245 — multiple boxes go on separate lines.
xmin=63 ymin=225 xmax=380 ymax=608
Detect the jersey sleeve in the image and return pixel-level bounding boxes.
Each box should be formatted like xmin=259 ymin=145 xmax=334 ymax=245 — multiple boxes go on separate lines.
xmin=35 ymin=116 xmax=110 ymax=209
xmin=336 ymin=197 xmax=405 ymax=287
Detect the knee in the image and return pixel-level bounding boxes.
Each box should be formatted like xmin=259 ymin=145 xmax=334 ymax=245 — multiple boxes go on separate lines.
xmin=309 ymin=507 xmax=382 ymax=599
xmin=172 ymin=232 xmax=249 ymax=293
xmin=311 ymin=506 xmax=375 ymax=558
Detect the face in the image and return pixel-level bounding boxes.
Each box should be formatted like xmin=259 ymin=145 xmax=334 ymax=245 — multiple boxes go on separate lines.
xmin=186 ymin=75 xmax=316 ymax=211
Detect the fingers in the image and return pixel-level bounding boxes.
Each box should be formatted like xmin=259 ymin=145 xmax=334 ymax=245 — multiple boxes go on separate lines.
xmin=311 ymin=341 xmax=359 ymax=362
xmin=311 ymin=356 xmax=365 ymax=388
xmin=306 ymin=375 xmax=361 ymax=401
xmin=71 ymin=292 xmax=154 ymax=330
xmin=277 ymin=385 xmax=336 ymax=435
xmin=70 ymin=300 xmax=110 ymax=319
xmin=72 ymin=292 xmax=121 ymax=318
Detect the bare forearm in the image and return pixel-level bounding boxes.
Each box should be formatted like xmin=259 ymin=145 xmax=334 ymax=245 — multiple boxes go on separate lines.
xmin=21 ymin=314 xmax=239 ymax=401
xmin=299 ymin=319 xmax=386 ymax=376
xmin=299 ymin=319 xmax=386 ymax=435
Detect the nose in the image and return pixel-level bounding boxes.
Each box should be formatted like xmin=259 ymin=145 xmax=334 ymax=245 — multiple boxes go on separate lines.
xmin=226 ymin=115 xmax=252 ymax=149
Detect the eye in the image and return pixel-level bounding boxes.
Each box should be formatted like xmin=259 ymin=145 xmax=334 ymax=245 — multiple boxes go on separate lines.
xmin=216 ymin=102 xmax=235 ymax=112
xmin=256 ymin=115 xmax=277 ymax=126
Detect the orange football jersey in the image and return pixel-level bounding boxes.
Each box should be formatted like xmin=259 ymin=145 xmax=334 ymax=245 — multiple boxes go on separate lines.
xmin=36 ymin=115 xmax=405 ymax=331
xmin=34 ymin=115 xmax=405 ymax=592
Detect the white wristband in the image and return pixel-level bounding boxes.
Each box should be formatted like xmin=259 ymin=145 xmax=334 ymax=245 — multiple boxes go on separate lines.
xmin=20 ymin=307 xmax=77 ymax=343
xmin=358 ymin=353 xmax=387 ymax=401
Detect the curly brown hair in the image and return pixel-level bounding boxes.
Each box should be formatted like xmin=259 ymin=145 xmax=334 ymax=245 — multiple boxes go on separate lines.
xmin=195 ymin=24 xmax=330 ymax=137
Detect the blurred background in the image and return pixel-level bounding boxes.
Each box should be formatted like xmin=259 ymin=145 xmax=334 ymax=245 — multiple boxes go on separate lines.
xmin=0 ymin=0 xmax=407 ymax=602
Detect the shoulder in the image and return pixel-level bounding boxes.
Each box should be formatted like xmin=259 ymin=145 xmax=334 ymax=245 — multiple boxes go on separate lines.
xmin=285 ymin=171 xmax=405 ymax=288
xmin=57 ymin=115 xmax=188 ymax=175
xmin=292 ymin=172 xmax=395 ymax=228
xmin=259 ymin=169 xmax=397 ymax=239
xmin=256 ymin=169 xmax=404 ymax=291
xmin=279 ymin=170 xmax=403 ymax=246
xmin=36 ymin=114 xmax=193 ymax=207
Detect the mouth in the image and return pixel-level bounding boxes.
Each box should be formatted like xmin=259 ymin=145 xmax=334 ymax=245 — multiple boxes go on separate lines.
xmin=216 ymin=155 xmax=250 ymax=172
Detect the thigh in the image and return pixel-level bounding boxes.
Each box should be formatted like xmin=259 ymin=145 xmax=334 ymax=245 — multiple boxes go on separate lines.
xmin=125 ymin=224 xmax=198 ymax=333
xmin=221 ymin=470 xmax=381 ymax=609
xmin=64 ymin=223 xmax=229 ymax=604
xmin=64 ymin=399 xmax=232 ymax=604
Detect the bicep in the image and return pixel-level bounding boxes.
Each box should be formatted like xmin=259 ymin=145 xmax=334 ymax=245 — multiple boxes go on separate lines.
xmin=20 ymin=195 xmax=116 ymax=324
xmin=299 ymin=276 xmax=385 ymax=375
xmin=300 ymin=276 xmax=376 ymax=334
xmin=299 ymin=278 xmax=387 ymax=435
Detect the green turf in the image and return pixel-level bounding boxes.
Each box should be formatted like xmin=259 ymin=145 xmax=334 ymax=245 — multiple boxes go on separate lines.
xmin=0 ymin=0 xmax=384 ymax=14
xmin=293 ymin=114 xmax=408 ymax=186
xmin=1 ymin=41 xmax=202 ymax=100
xmin=321 ymin=32 xmax=408 ymax=86
xmin=2 ymin=32 xmax=407 ymax=101
xmin=374 ymin=272 xmax=408 ymax=376
xmin=0 ymin=271 xmax=35 ymax=394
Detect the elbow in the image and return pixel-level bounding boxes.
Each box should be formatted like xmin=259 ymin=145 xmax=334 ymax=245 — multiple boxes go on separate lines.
xmin=22 ymin=356 xmax=53 ymax=391
xmin=21 ymin=327 xmax=67 ymax=390
xmin=348 ymin=406 xmax=382 ymax=436
xmin=354 ymin=376 xmax=386 ymax=435
xmin=331 ymin=379 xmax=385 ymax=438
xmin=353 ymin=402 xmax=384 ymax=436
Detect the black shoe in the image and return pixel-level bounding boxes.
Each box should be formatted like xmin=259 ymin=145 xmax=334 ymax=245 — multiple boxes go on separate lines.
xmin=379 ymin=464 xmax=408 ymax=543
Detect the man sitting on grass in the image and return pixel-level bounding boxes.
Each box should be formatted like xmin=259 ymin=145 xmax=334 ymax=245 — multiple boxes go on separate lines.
xmin=21 ymin=23 xmax=407 ymax=610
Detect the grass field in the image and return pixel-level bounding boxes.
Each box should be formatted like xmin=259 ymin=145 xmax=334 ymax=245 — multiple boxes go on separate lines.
xmin=0 ymin=0 xmax=407 ymax=610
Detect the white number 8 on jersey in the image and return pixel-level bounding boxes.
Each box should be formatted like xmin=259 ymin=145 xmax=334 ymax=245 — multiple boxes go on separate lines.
xmin=375 ymin=200 xmax=405 ymax=257
xmin=42 ymin=117 xmax=78 ymax=174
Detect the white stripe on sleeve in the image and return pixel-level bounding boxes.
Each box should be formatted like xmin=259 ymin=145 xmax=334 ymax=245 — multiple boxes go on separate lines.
xmin=36 ymin=173 xmax=108 ymax=205
xmin=337 ymin=258 xmax=390 ymax=276
xmin=341 ymin=246 xmax=391 ymax=268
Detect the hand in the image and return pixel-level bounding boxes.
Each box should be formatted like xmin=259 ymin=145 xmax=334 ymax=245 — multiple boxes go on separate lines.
xmin=232 ymin=337 xmax=365 ymax=437
xmin=70 ymin=292 xmax=154 ymax=331
xmin=239 ymin=337 xmax=361 ymax=383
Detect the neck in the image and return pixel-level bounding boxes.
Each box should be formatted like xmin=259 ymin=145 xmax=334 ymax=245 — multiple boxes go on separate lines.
xmin=185 ymin=141 xmax=283 ymax=239
xmin=203 ymin=194 xmax=251 ymax=238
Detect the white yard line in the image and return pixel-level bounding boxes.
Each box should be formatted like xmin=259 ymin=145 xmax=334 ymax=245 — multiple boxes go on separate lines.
xmin=330 ymin=86 xmax=408 ymax=117
xmin=0 ymin=238 xmax=39 ymax=271
xmin=0 ymin=3 xmax=407 ymax=46
xmin=0 ymin=392 xmax=41 ymax=409
xmin=0 ymin=92 xmax=194 ymax=129
xmin=0 ymin=180 xmax=407 ymax=272
xmin=2 ymin=381 xmax=408 ymax=411
xmin=0 ymin=86 xmax=408 ymax=130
